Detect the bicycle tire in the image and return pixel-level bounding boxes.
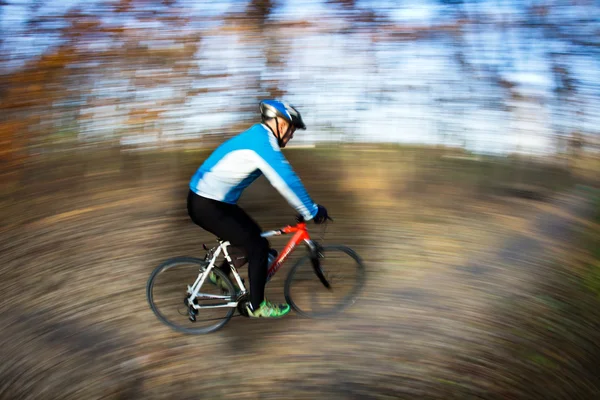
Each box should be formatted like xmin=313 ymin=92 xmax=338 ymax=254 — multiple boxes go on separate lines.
xmin=284 ymin=245 xmax=365 ymax=318
xmin=146 ymin=256 xmax=236 ymax=334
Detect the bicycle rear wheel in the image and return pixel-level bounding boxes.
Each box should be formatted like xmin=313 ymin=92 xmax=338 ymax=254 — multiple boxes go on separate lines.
xmin=147 ymin=257 xmax=236 ymax=334
xmin=284 ymin=245 xmax=365 ymax=318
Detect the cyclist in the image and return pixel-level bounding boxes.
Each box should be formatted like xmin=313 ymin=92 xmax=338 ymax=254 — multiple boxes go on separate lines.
xmin=187 ymin=100 xmax=329 ymax=318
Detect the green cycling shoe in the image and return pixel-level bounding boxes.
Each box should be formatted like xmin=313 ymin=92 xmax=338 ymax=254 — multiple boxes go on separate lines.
xmin=246 ymin=299 xmax=290 ymax=318
xmin=208 ymin=270 xmax=234 ymax=292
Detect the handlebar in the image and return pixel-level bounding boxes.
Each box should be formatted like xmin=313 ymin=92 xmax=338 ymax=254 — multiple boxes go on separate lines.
xmin=260 ymin=215 xmax=333 ymax=238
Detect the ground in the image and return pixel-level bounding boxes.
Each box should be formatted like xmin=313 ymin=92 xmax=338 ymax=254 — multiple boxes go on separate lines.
xmin=1 ymin=147 xmax=598 ymax=399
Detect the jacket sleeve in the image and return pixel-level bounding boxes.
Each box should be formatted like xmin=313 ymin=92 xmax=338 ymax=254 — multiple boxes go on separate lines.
xmin=252 ymin=139 xmax=319 ymax=221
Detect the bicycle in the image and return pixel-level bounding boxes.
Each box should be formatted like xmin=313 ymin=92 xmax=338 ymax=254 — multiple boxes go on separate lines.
xmin=146 ymin=215 xmax=365 ymax=334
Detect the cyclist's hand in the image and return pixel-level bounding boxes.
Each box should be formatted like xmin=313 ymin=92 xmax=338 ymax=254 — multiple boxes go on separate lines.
xmin=313 ymin=204 xmax=329 ymax=224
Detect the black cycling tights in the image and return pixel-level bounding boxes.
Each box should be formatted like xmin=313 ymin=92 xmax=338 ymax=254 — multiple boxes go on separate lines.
xmin=187 ymin=190 xmax=268 ymax=309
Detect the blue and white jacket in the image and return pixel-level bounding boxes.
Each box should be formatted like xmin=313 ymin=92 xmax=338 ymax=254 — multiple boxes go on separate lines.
xmin=189 ymin=124 xmax=318 ymax=220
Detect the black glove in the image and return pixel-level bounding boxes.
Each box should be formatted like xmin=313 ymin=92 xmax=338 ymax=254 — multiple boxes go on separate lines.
xmin=313 ymin=204 xmax=329 ymax=224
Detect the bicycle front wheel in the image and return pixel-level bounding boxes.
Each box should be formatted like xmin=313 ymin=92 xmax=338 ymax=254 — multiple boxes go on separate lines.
xmin=284 ymin=245 xmax=365 ymax=318
xmin=147 ymin=257 xmax=236 ymax=334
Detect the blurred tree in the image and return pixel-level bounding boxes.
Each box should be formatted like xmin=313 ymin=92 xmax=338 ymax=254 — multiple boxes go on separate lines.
xmin=0 ymin=0 xmax=598 ymax=158
xmin=212 ymin=0 xmax=278 ymax=129
xmin=246 ymin=0 xmax=274 ymax=25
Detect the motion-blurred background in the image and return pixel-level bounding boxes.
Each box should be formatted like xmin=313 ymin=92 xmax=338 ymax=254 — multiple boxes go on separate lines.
xmin=1 ymin=0 xmax=600 ymax=156
xmin=1 ymin=1 xmax=599 ymax=399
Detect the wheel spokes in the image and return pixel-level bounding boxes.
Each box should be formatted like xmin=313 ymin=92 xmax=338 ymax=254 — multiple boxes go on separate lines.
xmin=147 ymin=258 xmax=237 ymax=334
xmin=285 ymin=246 xmax=365 ymax=318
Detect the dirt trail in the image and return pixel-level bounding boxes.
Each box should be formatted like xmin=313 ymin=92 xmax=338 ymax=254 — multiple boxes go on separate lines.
xmin=0 ymin=152 xmax=597 ymax=399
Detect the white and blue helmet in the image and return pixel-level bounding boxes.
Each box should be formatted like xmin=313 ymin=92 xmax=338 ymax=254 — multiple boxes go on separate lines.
xmin=259 ymin=99 xmax=306 ymax=130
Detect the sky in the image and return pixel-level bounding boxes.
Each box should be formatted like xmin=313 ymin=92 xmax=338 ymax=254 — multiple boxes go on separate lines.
xmin=1 ymin=0 xmax=599 ymax=154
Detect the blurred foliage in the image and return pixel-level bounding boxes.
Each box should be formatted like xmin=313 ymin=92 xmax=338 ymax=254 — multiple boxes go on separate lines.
xmin=0 ymin=0 xmax=599 ymax=166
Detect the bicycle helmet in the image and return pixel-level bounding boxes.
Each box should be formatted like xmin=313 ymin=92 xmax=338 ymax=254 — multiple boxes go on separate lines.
xmin=259 ymin=99 xmax=307 ymax=130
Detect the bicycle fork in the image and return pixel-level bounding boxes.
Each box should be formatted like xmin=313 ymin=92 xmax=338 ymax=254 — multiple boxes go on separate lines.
xmin=306 ymin=240 xmax=331 ymax=289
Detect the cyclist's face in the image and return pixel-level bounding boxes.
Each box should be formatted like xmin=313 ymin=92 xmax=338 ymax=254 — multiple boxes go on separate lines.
xmin=286 ymin=126 xmax=296 ymax=141
xmin=278 ymin=121 xmax=296 ymax=147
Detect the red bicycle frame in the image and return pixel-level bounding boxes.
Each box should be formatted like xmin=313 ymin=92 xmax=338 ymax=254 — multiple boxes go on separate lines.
xmin=262 ymin=220 xmax=313 ymax=282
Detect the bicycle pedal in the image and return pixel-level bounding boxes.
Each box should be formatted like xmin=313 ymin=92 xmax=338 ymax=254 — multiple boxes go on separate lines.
xmin=188 ymin=308 xmax=197 ymax=322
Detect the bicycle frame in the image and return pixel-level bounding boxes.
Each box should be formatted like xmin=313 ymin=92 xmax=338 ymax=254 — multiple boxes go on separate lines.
xmin=261 ymin=219 xmax=316 ymax=282
xmin=186 ymin=220 xmax=319 ymax=311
